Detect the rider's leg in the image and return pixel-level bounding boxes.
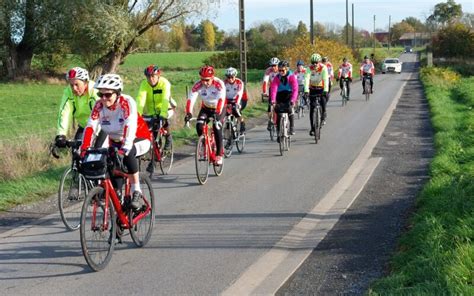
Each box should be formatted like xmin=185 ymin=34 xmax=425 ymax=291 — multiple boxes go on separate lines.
xmin=309 ymin=95 xmax=316 ymax=134
xmin=213 ymin=112 xmax=224 ymax=157
xmin=347 ymin=80 xmax=351 ymax=98
xmin=320 ymin=94 xmax=328 ymax=121
xmin=370 ymin=77 xmax=374 ymax=93
xmin=362 ymin=76 xmax=366 ymax=94
xmin=289 ymin=106 xmax=295 ymax=135
xmin=162 ymin=119 xmax=172 ymax=150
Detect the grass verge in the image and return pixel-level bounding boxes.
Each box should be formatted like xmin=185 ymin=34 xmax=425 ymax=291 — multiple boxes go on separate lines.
xmin=368 ymin=67 xmax=474 ymax=295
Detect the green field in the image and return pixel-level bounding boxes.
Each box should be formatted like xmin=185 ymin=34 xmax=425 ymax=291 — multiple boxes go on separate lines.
xmin=121 ymin=51 xmax=219 ymax=70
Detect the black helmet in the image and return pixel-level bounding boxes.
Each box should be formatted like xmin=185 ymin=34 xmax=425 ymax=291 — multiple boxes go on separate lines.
xmin=343 ymin=57 xmax=348 ymax=62
xmin=364 ymin=55 xmax=369 ymax=59
xmin=278 ymin=60 xmax=289 ymax=68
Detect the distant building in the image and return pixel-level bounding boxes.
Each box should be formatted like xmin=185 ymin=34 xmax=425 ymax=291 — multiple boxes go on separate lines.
xmin=399 ymin=32 xmax=431 ymax=47
xmin=374 ymin=32 xmax=389 ymax=43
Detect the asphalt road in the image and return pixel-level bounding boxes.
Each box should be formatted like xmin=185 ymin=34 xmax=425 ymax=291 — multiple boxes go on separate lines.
xmin=0 ymin=53 xmax=427 ymax=295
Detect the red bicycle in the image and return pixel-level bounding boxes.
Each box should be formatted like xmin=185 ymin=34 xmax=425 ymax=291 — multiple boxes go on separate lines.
xmin=141 ymin=116 xmax=174 ymax=177
xmin=186 ymin=117 xmax=224 ymax=185
xmin=79 ymin=148 xmax=155 ymax=271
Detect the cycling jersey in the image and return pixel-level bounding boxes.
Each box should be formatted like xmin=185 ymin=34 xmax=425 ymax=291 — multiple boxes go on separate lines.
xmin=136 ymin=77 xmax=171 ymax=119
xmin=56 ymin=81 xmax=98 ymax=135
xmin=338 ymin=62 xmax=353 ymax=79
xmin=308 ymin=63 xmax=329 ymax=92
xmin=295 ymin=68 xmax=310 ymax=93
xmin=81 ymin=94 xmax=151 ymax=154
xmin=324 ymin=62 xmax=334 ymax=80
xmin=270 ymin=71 xmax=298 ymax=105
xmin=262 ymin=67 xmax=279 ymax=95
xmin=224 ymin=77 xmax=244 ymax=105
xmin=360 ymin=61 xmax=375 ymax=76
xmin=186 ymin=77 xmax=226 ymax=114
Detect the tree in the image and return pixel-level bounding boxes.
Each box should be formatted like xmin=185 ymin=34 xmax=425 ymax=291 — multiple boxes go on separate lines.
xmin=391 ymin=21 xmax=415 ymax=44
xmin=202 ymin=20 xmax=215 ymax=50
xmin=274 ymin=18 xmax=293 ymax=34
xmin=433 ymin=23 xmax=474 ymax=58
xmin=0 ymin=0 xmax=72 ymax=78
xmin=296 ymin=21 xmax=308 ymax=37
xmin=428 ymin=0 xmax=463 ymax=27
xmin=169 ymin=22 xmax=186 ymax=52
xmin=460 ymin=13 xmax=474 ymax=28
xmin=72 ymin=0 xmax=219 ymax=78
xmin=403 ymin=17 xmax=426 ymax=32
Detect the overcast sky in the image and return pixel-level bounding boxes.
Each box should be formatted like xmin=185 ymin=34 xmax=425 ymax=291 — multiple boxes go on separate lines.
xmin=200 ymin=0 xmax=474 ymax=33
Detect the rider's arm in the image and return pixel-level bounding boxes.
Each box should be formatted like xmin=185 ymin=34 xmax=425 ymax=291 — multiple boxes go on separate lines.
xmin=216 ymin=79 xmax=226 ymax=114
xmin=262 ymin=68 xmax=270 ymax=94
xmin=371 ymin=62 xmax=375 ymax=76
xmin=289 ymin=75 xmax=299 ymax=104
xmin=81 ymin=101 xmax=102 ymax=152
xmin=121 ymin=97 xmax=138 ymax=154
xmin=322 ymin=67 xmax=329 ymax=93
xmin=56 ymin=88 xmax=73 ymax=136
xmin=269 ymin=76 xmax=279 ymax=104
xmin=185 ymin=81 xmax=200 ymax=114
xmin=160 ymin=78 xmax=171 ymax=119
xmin=136 ymin=80 xmax=148 ymax=115
xmin=235 ymin=80 xmax=244 ymax=105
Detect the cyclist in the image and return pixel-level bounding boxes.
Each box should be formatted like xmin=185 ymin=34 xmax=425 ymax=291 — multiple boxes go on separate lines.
xmin=184 ymin=65 xmax=226 ymax=165
xmin=336 ymin=57 xmax=353 ymax=99
xmin=136 ymin=64 xmax=174 ymax=153
xmin=80 ymin=74 xmax=152 ymax=210
xmin=54 ymin=67 xmax=106 ymax=149
xmin=360 ymin=55 xmax=375 ymax=94
xmin=270 ymin=60 xmax=298 ymax=138
xmin=262 ymin=57 xmax=280 ymax=131
xmin=322 ymin=57 xmax=334 ymax=101
xmin=223 ymin=67 xmax=246 ymax=133
xmin=308 ymin=53 xmax=329 ymax=135
xmin=295 ymin=60 xmax=309 ymax=107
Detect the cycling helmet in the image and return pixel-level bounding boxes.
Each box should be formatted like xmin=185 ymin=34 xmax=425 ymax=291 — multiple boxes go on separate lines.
xmin=225 ymin=67 xmax=238 ymax=77
xmin=278 ymin=60 xmax=289 ymax=68
xmin=364 ymin=55 xmax=369 ymax=59
xmin=199 ymin=65 xmax=215 ymax=78
xmin=310 ymin=53 xmax=322 ymax=63
xmin=343 ymin=57 xmax=348 ymax=62
xmin=144 ymin=64 xmax=160 ymax=76
xmin=269 ymin=57 xmax=280 ymax=66
xmin=94 ymin=74 xmax=123 ymax=91
xmin=66 ymin=67 xmax=89 ymax=81
xmin=322 ymin=56 xmax=328 ymax=63
xmin=296 ymin=60 xmax=305 ymax=66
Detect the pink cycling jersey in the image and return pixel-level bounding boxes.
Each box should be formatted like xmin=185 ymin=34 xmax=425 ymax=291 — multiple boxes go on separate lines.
xmin=270 ymin=73 xmax=299 ymax=104
xmin=186 ymin=77 xmax=226 ymax=114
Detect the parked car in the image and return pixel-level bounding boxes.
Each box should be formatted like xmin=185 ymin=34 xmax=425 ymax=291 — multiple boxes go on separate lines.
xmin=404 ymin=46 xmax=413 ymax=53
xmin=381 ymin=58 xmax=402 ymax=74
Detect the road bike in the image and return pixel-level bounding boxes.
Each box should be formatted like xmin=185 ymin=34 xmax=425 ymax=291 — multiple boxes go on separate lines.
xmin=268 ymin=105 xmax=277 ymax=141
xmin=275 ymin=104 xmax=291 ymax=156
xmin=79 ymin=148 xmax=155 ymax=271
xmin=363 ymin=74 xmax=372 ymax=101
xmin=340 ymin=77 xmax=350 ymax=106
xmin=51 ymin=139 xmax=94 ymax=231
xmin=186 ymin=116 xmax=224 ymax=185
xmin=140 ymin=116 xmax=173 ymax=177
xmin=310 ymin=93 xmax=323 ymax=144
xmin=223 ymin=104 xmax=246 ymax=158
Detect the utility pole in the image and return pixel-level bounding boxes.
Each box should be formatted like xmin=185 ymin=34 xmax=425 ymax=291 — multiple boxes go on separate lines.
xmin=388 ymin=15 xmax=391 ymax=52
xmin=310 ymin=0 xmax=314 ymax=45
xmin=373 ymin=15 xmax=376 ymax=55
xmin=345 ymin=0 xmax=349 ymax=45
xmin=239 ymin=0 xmax=247 ymax=85
xmin=352 ymin=3 xmax=354 ymax=50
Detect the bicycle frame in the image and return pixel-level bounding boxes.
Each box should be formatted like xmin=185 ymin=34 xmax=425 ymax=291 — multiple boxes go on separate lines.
xmin=93 ymin=166 xmax=151 ymax=231
xmin=202 ymin=118 xmax=218 ymax=164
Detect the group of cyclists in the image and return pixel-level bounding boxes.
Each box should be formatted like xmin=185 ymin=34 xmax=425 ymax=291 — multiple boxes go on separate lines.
xmin=53 ymin=53 xmax=376 ymax=206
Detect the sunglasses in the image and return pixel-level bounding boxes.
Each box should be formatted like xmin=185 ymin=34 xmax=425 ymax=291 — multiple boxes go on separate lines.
xmin=201 ymin=78 xmax=211 ymax=82
xmin=97 ymin=92 xmax=115 ymax=98
xmin=278 ymin=69 xmax=287 ymax=73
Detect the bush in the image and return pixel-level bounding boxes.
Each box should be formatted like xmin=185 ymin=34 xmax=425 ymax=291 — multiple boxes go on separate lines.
xmin=433 ymin=23 xmax=474 ymax=59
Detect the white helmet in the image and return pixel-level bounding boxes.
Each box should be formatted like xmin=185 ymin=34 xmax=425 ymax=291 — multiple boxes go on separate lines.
xmin=225 ymin=67 xmax=238 ymax=77
xmin=94 ymin=74 xmax=123 ymax=91
xmin=269 ymin=57 xmax=280 ymax=66
xmin=66 ymin=67 xmax=89 ymax=81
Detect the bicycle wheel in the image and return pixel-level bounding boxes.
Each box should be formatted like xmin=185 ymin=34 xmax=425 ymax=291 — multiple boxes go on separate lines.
xmin=58 ymin=167 xmax=87 ymax=231
xmin=141 ymin=143 xmax=157 ymax=179
xmin=236 ymin=124 xmax=246 ymax=153
xmin=80 ymin=186 xmax=116 ymax=271
xmin=279 ymin=116 xmax=285 ymax=156
xmin=223 ymin=123 xmax=233 ymax=158
xmin=195 ymin=135 xmax=209 ymax=185
xmin=313 ymin=107 xmax=321 ymax=144
xmin=129 ymin=174 xmax=155 ymax=247
xmin=213 ymin=158 xmax=224 ymax=176
xmin=159 ymin=135 xmax=173 ymax=175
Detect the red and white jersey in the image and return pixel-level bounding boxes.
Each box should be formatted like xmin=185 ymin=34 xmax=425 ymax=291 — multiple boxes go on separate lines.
xmin=262 ymin=67 xmax=279 ymax=95
xmin=224 ymin=77 xmax=244 ymax=105
xmin=81 ymin=94 xmax=151 ymax=152
xmin=360 ymin=61 xmax=375 ymax=76
xmin=324 ymin=62 xmax=334 ymax=80
xmin=295 ymin=68 xmax=307 ymax=86
xmin=338 ymin=62 xmax=353 ymax=79
xmin=186 ymin=77 xmax=226 ymax=114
